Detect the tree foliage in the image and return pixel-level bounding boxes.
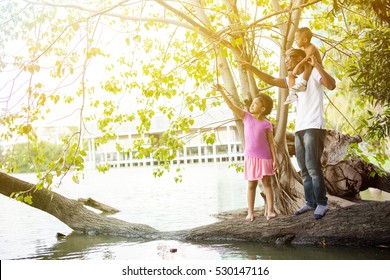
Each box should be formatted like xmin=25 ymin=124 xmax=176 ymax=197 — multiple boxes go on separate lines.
xmin=349 ymin=26 xmax=390 ymax=142
xmin=321 ymin=0 xmax=390 ymax=167
xmin=5 ymin=141 xmax=63 ymax=173
xmin=333 ymin=0 xmax=390 ymax=25
xmin=349 ymin=25 xmax=390 ymax=143
xmin=1 ymin=0 xmax=389 ymax=210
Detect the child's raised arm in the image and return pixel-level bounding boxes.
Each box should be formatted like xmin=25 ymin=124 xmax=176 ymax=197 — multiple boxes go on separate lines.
xmin=213 ymin=84 xmax=245 ymax=119
xmin=292 ymin=55 xmax=310 ymax=76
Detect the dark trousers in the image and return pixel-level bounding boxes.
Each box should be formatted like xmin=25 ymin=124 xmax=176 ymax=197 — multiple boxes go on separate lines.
xmin=295 ymin=129 xmax=328 ymax=207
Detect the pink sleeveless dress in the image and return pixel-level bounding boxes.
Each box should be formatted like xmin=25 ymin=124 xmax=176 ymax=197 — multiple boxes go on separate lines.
xmin=243 ymin=112 xmax=275 ymax=181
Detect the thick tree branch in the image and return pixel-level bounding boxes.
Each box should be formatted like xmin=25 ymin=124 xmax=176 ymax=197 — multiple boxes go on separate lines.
xmin=1 ymin=171 xmax=389 ymax=247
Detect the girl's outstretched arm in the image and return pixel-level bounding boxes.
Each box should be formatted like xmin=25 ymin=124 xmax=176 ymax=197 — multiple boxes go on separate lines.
xmin=213 ymin=84 xmax=245 ymax=119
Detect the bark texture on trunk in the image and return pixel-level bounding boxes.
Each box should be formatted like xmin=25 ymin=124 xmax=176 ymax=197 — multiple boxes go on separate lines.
xmin=181 ymin=201 xmax=390 ymax=246
xmin=0 ymin=172 xmax=158 ymax=237
xmin=287 ymin=130 xmax=390 ymax=198
xmin=1 ymin=171 xmax=390 ymax=247
xmin=1 ymin=130 xmax=389 ymax=247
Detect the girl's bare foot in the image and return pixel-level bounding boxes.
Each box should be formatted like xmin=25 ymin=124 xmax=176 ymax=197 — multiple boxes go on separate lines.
xmin=245 ymin=214 xmax=254 ymax=222
xmin=266 ymin=212 xmax=277 ymax=221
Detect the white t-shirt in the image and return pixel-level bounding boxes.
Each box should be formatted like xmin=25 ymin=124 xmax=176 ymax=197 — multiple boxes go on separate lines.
xmin=289 ymin=68 xmax=325 ymax=132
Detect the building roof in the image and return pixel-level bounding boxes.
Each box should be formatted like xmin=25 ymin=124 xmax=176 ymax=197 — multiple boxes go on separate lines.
xmin=83 ymin=107 xmax=237 ymax=138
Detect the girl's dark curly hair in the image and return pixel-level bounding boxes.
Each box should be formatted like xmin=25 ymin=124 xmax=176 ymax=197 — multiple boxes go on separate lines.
xmin=255 ymin=93 xmax=273 ymax=115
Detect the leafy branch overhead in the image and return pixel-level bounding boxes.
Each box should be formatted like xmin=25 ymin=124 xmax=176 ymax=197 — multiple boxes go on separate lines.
xmin=0 ymin=0 xmax=389 ymax=197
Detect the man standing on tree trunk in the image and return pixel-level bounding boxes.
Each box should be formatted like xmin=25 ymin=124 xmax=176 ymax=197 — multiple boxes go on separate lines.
xmin=242 ymin=48 xmax=336 ymax=219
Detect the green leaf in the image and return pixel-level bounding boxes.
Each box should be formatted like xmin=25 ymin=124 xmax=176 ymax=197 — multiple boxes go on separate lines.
xmin=72 ymin=22 xmax=80 ymax=31
xmin=21 ymin=124 xmax=32 ymax=134
xmin=133 ymin=35 xmax=141 ymax=43
xmin=72 ymin=175 xmax=80 ymax=184
xmin=23 ymin=195 xmax=33 ymax=205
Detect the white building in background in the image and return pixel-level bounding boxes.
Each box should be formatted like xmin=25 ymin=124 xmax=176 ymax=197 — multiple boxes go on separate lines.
xmin=83 ymin=108 xmax=244 ymax=169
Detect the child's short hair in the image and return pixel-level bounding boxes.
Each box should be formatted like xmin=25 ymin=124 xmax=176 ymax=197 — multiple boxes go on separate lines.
xmin=256 ymin=94 xmax=273 ymax=115
xmin=297 ymin=27 xmax=313 ymax=41
xmin=289 ymin=48 xmax=306 ymax=59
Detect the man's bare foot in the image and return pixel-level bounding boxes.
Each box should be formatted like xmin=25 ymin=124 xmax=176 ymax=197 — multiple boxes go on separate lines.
xmin=266 ymin=212 xmax=277 ymax=221
xmin=245 ymin=214 xmax=254 ymax=222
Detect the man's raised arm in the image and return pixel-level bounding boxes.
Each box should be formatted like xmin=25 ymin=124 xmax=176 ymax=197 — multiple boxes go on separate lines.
xmin=243 ymin=63 xmax=287 ymax=89
xmin=308 ymin=55 xmax=336 ymax=90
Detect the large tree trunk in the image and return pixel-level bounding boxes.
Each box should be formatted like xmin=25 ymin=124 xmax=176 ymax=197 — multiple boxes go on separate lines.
xmin=185 ymin=201 xmax=390 ymax=246
xmin=1 ymin=130 xmax=389 ymax=247
xmin=286 ymin=130 xmax=390 ymax=198
xmin=323 ymin=130 xmax=390 ymax=197
xmin=325 ymin=158 xmax=390 ymax=198
xmin=0 ymin=172 xmax=158 ymax=237
xmin=1 ymin=171 xmax=389 ymax=247
xmin=267 ymin=0 xmax=305 ymax=215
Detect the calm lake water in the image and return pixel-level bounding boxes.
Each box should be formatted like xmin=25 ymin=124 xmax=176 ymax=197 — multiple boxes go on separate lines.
xmin=1 ymin=163 xmax=390 ymax=260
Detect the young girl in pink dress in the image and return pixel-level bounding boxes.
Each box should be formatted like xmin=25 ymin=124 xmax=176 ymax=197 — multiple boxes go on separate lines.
xmin=214 ymin=84 xmax=278 ymax=221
